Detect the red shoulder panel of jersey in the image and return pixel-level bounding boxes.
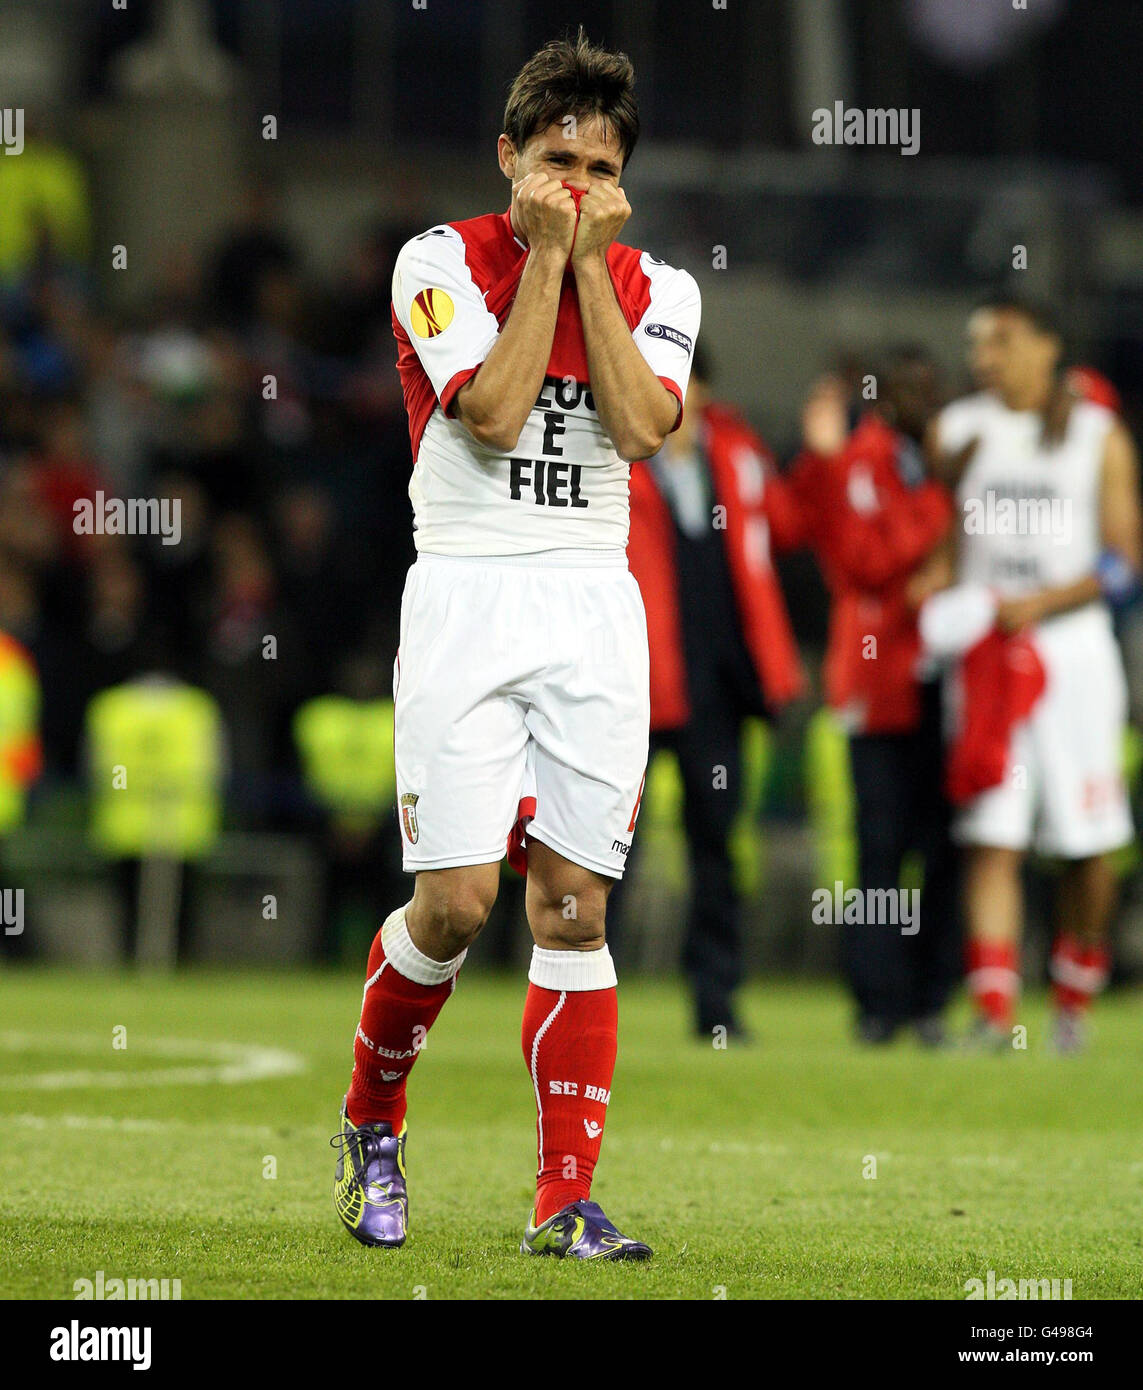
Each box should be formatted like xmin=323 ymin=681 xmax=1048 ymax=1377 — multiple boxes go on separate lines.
xmin=393 ymin=305 xmax=447 ymax=464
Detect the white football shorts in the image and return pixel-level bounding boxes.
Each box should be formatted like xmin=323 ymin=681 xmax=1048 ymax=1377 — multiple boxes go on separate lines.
xmin=392 ymin=549 xmax=650 ymax=879
xmin=952 ymin=607 xmax=1133 ymax=858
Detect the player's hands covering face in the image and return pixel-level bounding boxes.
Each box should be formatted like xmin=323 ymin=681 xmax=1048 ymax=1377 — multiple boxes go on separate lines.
xmin=570 ymin=182 xmax=631 ymax=262
xmin=512 ymin=172 xmax=579 ymax=256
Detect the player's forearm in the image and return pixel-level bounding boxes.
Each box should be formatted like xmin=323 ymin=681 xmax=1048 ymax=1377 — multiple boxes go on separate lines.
xmin=904 ymin=538 xmax=955 ymax=610
xmin=573 ymin=254 xmax=678 ymax=462
xmin=1036 ymin=574 xmax=1102 ymax=621
xmin=453 ymin=245 xmax=565 ymax=452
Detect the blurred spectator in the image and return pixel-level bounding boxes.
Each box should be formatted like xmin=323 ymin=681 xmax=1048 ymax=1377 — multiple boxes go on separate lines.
xmin=1 ymin=240 xmax=92 ymax=400
xmin=26 ymin=396 xmax=103 ymax=563
xmin=0 ymin=126 xmax=91 ymax=285
xmin=126 ymin=250 xmax=261 ymax=510
xmin=81 ymin=314 xmax=151 ymax=496
xmin=0 ymin=630 xmax=43 ymax=962
xmin=626 ymin=346 xmax=806 ymax=1038
xmin=194 ymin=511 xmax=305 ymax=821
xmin=271 ymin=484 xmax=365 ymax=701
xmin=293 ymin=649 xmax=405 ymax=963
xmin=789 ymin=349 xmax=961 ymax=1045
xmin=209 ymin=179 xmax=298 ymax=330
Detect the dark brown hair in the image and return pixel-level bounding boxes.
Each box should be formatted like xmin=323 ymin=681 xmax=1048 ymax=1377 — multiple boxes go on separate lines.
xmin=974 ymin=292 xmax=1061 ymax=342
xmin=503 ymin=27 xmax=639 ymax=167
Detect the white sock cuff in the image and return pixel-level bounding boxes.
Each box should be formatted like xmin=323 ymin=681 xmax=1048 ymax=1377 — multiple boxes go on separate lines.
xmin=529 ymin=944 xmax=617 ymax=992
xmin=382 ymin=905 xmax=467 ymax=986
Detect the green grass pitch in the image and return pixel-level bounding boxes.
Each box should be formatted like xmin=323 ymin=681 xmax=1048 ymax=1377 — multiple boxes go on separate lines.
xmin=1 ymin=967 xmax=1140 ymax=1299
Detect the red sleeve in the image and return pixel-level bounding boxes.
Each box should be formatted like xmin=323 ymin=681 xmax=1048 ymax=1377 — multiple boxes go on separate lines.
xmin=439 ymin=365 xmax=481 ymax=419
xmin=762 ymin=468 xmax=811 ymax=553
xmin=658 ymin=376 xmax=684 ymax=433
xmin=784 ymin=449 xmax=838 ymax=549
xmin=831 ymin=481 xmax=953 ymax=591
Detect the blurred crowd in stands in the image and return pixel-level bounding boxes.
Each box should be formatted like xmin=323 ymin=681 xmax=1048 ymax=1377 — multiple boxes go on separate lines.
xmin=0 ymin=175 xmax=424 ymax=828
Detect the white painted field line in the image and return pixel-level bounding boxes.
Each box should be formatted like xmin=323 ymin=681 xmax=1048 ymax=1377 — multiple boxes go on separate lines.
xmin=0 ymin=1031 xmax=307 ymax=1091
xmin=0 ymin=1112 xmax=280 ymax=1138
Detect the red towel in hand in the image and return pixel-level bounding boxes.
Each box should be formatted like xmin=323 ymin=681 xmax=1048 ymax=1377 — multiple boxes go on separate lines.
xmin=947 ymin=628 xmax=1046 ymax=805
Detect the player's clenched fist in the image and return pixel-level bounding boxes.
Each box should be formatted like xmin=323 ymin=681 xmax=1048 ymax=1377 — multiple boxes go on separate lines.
xmin=570 ymin=182 xmax=631 ymax=262
xmin=512 ymin=172 xmax=578 ymax=256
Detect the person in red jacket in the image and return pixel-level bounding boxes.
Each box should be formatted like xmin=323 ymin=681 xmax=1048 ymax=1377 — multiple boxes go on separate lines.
xmin=790 ymin=346 xmax=961 ymax=1044
xmin=627 ymin=345 xmax=805 ymax=1038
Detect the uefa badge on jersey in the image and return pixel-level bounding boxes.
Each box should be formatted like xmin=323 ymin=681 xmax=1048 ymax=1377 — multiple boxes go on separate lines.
xmin=410 ymin=288 xmax=454 ymax=339
xmin=400 ymin=792 xmax=420 ymax=844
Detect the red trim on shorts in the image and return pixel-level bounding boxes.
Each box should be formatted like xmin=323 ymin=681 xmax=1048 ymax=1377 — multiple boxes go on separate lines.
xmin=626 ymin=769 xmax=647 ymax=834
xmin=507 ymin=795 xmax=538 ymax=877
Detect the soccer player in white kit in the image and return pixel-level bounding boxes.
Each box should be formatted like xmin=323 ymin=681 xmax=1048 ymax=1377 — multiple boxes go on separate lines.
xmin=330 ymin=31 xmax=700 ymax=1257
xmin=934 ymin=297 xmax=1141 ymax=1051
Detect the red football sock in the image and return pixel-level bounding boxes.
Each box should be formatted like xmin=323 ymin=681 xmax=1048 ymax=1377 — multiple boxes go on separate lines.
xmin=522 ymin=945 xmax=619 ymax=1225
xmin=1050 ymin=934 xmax=1110 ymax=1014
xmin=345 ymin=905 xmax=465 ymax=1131
xmin=966 ymin=939 xmax=1020 ymax=1029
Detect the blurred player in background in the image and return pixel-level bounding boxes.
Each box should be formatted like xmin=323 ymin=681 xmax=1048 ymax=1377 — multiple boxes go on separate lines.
xmin=626 ymin=344 xmax=805 ymax=1040
xmin=331 ymin=30 xmax=700 ymax=1259
xmin=931 ymin=297 xmax=1142 ymax=1051
xmin=791 ymin=349 xmax=961 ymax=1044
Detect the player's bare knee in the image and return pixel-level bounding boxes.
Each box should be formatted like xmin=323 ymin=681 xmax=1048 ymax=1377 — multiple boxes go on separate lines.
xmin=410 ymin=873 xmax=497 ymax=957
xmin=528 ymin=884 xmax=609 ymax=951
xmin=532 ymin=912 xmax=607 ymax=952
xmin=971 ymin=845 xmax=1023 ymax=875
xmin=417 ymin=896 xmax=492 ymax=957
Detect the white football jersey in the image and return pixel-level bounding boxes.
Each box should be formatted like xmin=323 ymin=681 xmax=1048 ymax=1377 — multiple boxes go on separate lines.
xmin=940 ymin=391 xmax=1113 ymax=597
xmin=391 ymin=213 xmax=701 ymax=556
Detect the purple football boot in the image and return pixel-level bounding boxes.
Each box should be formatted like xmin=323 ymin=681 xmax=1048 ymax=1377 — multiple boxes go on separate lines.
xmin=521 ymin=1200 xmax=652 ymax=1261
xmin=330 ymin=1101 xmax=408 ymax=1247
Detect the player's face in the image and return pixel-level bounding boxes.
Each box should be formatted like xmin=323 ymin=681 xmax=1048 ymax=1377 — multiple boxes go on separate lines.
xmin=967 ymin=308 xmax=1060 ymax=406
xmin=501 ymin=118 xmax=625 ymax=192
